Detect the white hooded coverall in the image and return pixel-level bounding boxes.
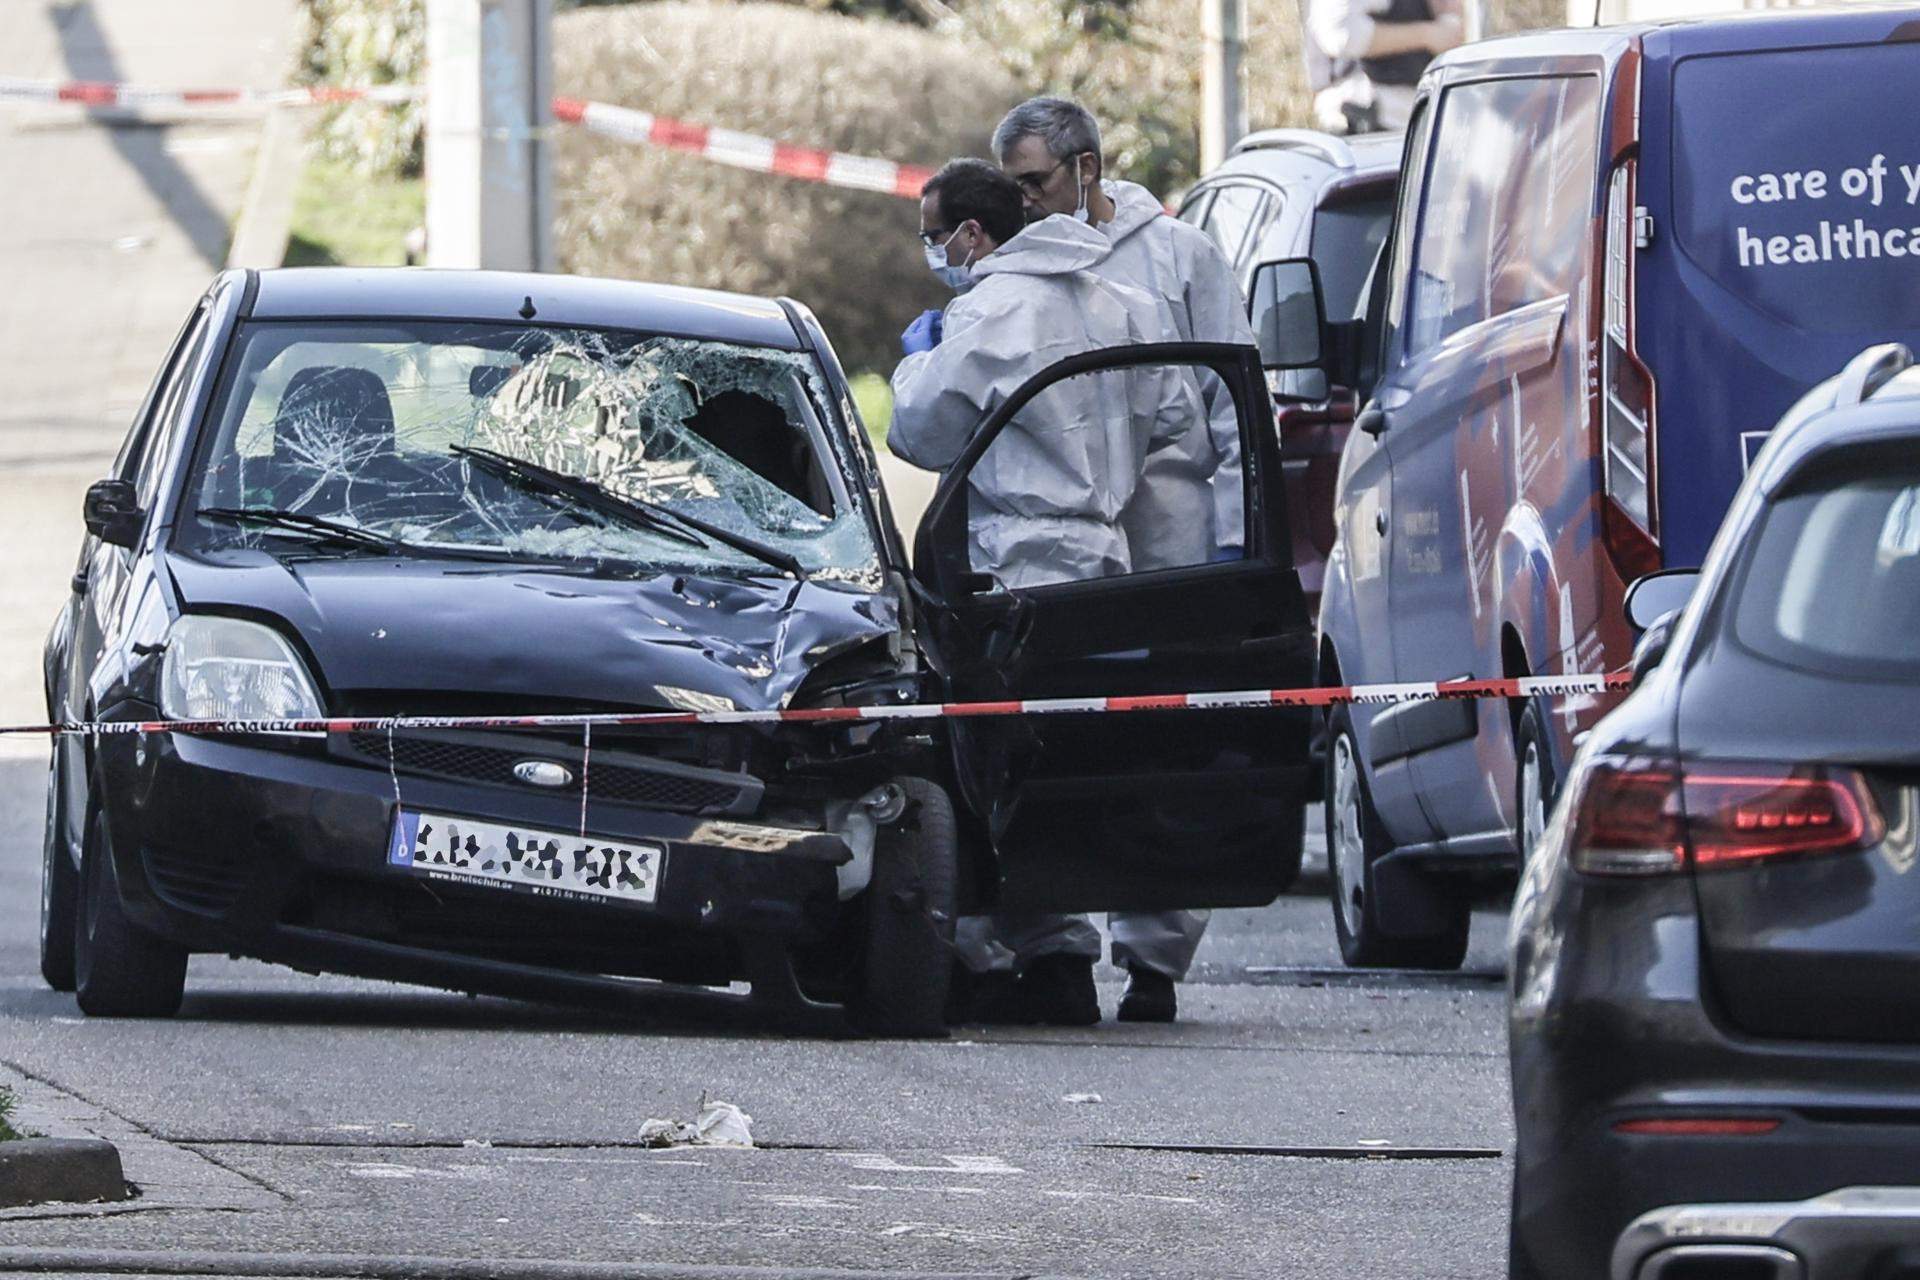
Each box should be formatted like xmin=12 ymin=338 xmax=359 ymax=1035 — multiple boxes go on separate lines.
xmin=1096 ymin=178 xmax=1260 ymax=982
xmin=888 ymin=214 xmax=1205 ymax=975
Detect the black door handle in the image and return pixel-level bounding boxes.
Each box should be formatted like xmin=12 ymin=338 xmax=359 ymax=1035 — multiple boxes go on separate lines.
xmin=1375 ymin=511 xmax=1388 ymax=535
xmin=1357 ymin=404 xmax=1389 ymax=437
xmin=70 ymin=570 xmax=88 ymax=595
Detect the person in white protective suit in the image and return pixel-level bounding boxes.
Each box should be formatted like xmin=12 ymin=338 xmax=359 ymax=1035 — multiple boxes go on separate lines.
xmin=993 ymin=97 xmax=1261 ymax=1024
xmin=889 ymin=158 xmax=1205 ymax=1026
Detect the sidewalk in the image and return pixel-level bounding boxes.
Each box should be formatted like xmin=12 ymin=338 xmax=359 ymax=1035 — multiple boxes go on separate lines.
xmin=0 ymin=0 xmax=296 ymax=730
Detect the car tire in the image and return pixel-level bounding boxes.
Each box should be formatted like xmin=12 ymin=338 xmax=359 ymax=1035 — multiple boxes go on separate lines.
xmin=1515 ymin=701 xmax=1556 ymax=867
xmin=1325 ymin=705 xmax=1471 ymax=970
xmin=850 ymin=777 xmax=957 ymax=1039
xmin=40 ymin=749 xmax=78 ymax=993
xmin=74 ymin=805 xmax=187 ymax=1019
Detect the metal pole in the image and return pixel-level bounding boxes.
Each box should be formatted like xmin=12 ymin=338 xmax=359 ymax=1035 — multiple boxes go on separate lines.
xmin=426 ymin=0 xmax=553 ymax=270
xmin=1200 ymin=0 xmax=1249 ymax=171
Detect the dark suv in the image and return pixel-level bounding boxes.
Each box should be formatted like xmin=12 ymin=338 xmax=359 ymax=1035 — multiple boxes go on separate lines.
xmin=1508 ymin=344 xmax=1920 ymax=1278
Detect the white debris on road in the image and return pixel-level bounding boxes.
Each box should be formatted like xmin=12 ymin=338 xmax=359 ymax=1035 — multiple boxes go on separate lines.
xmin=638 ymin=1099 xmax=755 ymax=1149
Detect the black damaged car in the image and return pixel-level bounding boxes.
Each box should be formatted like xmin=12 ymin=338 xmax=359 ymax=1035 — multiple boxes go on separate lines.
xmin=40 ymin=267 xmax=1317 ymax=1032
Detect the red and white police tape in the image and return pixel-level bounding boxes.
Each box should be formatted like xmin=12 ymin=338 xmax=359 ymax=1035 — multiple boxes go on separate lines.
xmin=549 ymin=96 xmax=935 ymax=200
xmin=0 ymin=672 xmax=1630 ymax=740
xmin=0 ymin=74 xmax=935 ymax=200
xmin=0 ymin=75 xmax=420 ymax=111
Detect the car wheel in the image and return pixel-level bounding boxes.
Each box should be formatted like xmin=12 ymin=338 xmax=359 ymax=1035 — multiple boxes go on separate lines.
xmin=850 ymin=777 xmax=957 ymax=1038
xmin=1325 ymin=705 xmax=1471 ymax=970
xmin=74 ymin=805 xmax=186 ymax=1019
xmin=40 ymin=749 xmax=78 ymax=993
xmin=1515 ymin=701 xmax=1556 ymax=867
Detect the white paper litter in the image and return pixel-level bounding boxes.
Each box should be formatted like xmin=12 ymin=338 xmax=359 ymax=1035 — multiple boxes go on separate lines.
xmin=1061 ymin=1093 xmax=1105 ymax=1105
xmin=638 ymin=1099 xmax=755 ymax=1149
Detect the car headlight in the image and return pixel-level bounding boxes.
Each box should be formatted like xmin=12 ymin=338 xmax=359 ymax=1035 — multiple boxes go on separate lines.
xmin=160 ymin=616 xmax=325 ymax=721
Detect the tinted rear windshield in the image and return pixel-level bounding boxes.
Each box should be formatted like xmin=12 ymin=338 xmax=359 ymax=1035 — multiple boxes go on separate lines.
xmin=1311 ymin=192 xmax=1393 ymax=321
xmin=1733 ymin=451 xmax=1920 ymax=680
xmin=1673 ymin=44 xmax=1920 ymax=332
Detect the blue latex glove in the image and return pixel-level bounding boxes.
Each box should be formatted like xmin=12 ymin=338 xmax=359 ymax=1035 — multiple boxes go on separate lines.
xmin=901 ymin=309 xmax=944 ymax=355
xmin=1212 ymin=546 xmax=1243 ymax=562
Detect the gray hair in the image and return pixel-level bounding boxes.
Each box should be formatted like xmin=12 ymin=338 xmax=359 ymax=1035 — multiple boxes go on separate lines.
xmin=991 ymin=97 xmax=1102 ymax=164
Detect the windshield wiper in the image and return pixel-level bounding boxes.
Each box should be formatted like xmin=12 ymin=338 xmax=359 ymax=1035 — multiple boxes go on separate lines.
xmin=451 ymin=445 xmax=807 ymax=580
xmin=198 ymin=507 xmax=423 ymax=556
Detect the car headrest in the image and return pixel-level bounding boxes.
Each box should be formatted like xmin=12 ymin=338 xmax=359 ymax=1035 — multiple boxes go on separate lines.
xmin=272 ymin=366 xmax=397 ymax=457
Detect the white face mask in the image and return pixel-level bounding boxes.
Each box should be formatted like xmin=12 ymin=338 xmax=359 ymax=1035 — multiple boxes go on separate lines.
xmin=923 ymin=224 xmax=977 ymax=293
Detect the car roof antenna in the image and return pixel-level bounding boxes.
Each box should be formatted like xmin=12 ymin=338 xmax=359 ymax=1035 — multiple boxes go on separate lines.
xmin=519 ymin=295 xmax=538 ymax=320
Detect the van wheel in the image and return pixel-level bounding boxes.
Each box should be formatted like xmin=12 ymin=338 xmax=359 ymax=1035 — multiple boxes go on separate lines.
xmin=1325 ymin=706 xmax=1470 ymax=969
xmin=850 ymin=778 xmax=956 ymax=1038
xmin=74 ymin=806 xmax=186 ymax=1019
xmin=40 ymin=750 xmax=78 ymax=993
xmin=1515 ymin=702 xmax=1556 ymax=866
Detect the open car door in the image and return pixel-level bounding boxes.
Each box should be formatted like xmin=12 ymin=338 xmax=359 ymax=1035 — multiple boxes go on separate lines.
xmin=913 ymin=341 xmax=1316 ymax=913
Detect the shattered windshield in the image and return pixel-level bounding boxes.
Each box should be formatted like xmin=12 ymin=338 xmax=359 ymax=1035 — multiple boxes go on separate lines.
xmin=182 ymin=321 xmax=880 ymax=582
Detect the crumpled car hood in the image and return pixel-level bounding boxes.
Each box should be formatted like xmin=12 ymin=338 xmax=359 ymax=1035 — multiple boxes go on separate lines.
xmin=163 ymin=550 xmax=901 ymax=713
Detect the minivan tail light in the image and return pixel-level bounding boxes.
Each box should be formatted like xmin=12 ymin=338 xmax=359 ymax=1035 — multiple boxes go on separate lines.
xmin=1601 ymin=163 xmax=1660 ymax=580
xmin=1567 ymin=758 xmax=1883 ymax=877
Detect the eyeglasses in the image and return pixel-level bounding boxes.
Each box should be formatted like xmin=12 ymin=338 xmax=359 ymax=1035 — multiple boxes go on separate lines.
xmin=1009 ymin=155 xmax=1076 ymax=198
xmin=917 ymin=225 xmax=956 ymax=248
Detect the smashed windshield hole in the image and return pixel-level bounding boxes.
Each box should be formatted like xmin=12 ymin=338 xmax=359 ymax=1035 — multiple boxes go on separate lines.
xmin=187 ymin=322 xmax=880 ymax=583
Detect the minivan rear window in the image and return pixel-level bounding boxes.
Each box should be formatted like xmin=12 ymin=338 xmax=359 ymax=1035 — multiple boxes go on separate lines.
xmin=1733 ymin=452 xmax=1920 ymax=680
xmin=1672 ymin=45 xmax=1920 ymax=333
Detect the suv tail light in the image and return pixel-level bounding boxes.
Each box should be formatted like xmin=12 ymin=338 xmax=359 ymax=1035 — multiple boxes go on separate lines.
xmin=1601 ymin=163 xmax=1660 ymax=580
xmin=1566 ymin=757 xmax=1884 ymax=876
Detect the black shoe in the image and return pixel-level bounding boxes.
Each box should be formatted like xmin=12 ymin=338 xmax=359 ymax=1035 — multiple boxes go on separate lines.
xmin=946 ymin=966 xmax=1030 ymax=1025
xmin=1017 ymin=954 xmax=1100 ymax=1026
xmin=1117 ymin=965 xmax=1177 ymax=1023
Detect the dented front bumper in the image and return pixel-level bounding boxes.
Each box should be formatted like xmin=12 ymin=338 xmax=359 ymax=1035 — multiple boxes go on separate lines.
xmin=97 ymin=726 xmax=855 ymax=994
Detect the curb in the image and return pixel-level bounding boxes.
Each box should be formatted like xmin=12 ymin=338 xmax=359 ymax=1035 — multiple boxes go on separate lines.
xmin=0 ymin=1139 xmax=129 ymax=1210
xmin=0 ymin=1252 xmax=1062 ymax=1280
xmin=226 ymin=104 xmax=310 ymax=269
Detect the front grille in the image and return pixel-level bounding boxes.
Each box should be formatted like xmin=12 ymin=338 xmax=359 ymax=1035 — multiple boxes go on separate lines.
xmin=339 ymin=730 xmax=762 ymax=815
xmin=143 ymin=844 xmax=246 ymax=915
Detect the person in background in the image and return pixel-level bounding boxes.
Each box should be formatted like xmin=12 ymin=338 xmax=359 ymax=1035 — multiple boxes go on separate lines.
xmin=890 ymin=158 xmax=1202 ymax=1026
xmin=991 ymin=96 xmax=1252 ymax=1023
xmin=1303 ymin=0 xmax=1463 ymax=134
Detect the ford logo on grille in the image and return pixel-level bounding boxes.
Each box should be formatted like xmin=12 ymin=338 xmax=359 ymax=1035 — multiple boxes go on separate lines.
xmin=513 ymin=760 xmax=574 ymax=789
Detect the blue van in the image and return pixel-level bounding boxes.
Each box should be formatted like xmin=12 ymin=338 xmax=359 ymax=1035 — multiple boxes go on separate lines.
xmin=1278 ymin=5 xmax=1920 ymax=967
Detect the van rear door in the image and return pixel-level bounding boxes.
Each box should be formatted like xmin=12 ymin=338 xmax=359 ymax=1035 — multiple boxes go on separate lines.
xmin=1637 ymin=11 xmax=1920 ymax=566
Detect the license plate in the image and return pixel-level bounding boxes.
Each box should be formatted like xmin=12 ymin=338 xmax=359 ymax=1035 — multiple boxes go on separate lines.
xmin=387 ymin=810 xmax=664 ymax=906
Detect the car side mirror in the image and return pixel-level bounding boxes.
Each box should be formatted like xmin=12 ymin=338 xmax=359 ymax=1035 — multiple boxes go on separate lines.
xmin=1249 ymin=258 xmax=1329 ymax=372
xmin=83 ymin=478 xmax=144 ymax=549
xmin=1624 ymin=568 xmax=1699 ymax=632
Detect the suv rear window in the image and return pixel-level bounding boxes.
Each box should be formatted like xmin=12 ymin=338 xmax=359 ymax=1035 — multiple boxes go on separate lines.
xmin=1672 ymin=44 xmax=1920 ymax=333
xmin=1733 ymin=450 xmax=1920 ymax=679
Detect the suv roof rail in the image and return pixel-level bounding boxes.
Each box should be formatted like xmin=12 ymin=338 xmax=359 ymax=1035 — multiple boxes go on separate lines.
xmin=1834 ymin=343 xmax=1914 ymax=406
xmin=1229 ymin=129 xmax=1356 ymax=169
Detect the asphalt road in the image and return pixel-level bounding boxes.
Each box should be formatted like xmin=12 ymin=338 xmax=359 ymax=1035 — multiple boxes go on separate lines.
xmin=1 ymin=741 xmax=1515 ymax=1278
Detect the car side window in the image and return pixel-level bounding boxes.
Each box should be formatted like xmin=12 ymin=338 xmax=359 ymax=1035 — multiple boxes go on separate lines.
xmin=1404 ymin=75 xmax=1601 ymax=356
xmin=134 ymin=309 xmax=213 ymax=512
xmin=113 ymin=305 xmax=206 ymax=484
xmin=1176 ymin=190 xmax=1215 ymax=229
xmin=1202 ymin=185 xmax=1269 ymax=267
xmin=1382 ymin=100 xmax=1435 ymax=367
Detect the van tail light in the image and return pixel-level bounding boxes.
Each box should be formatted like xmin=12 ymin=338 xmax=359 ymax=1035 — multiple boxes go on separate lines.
xmin=1566 ymin=757 xmax=1884 ymax=877
xmin=1601 ymin=163 xmax=1661 ymax=581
